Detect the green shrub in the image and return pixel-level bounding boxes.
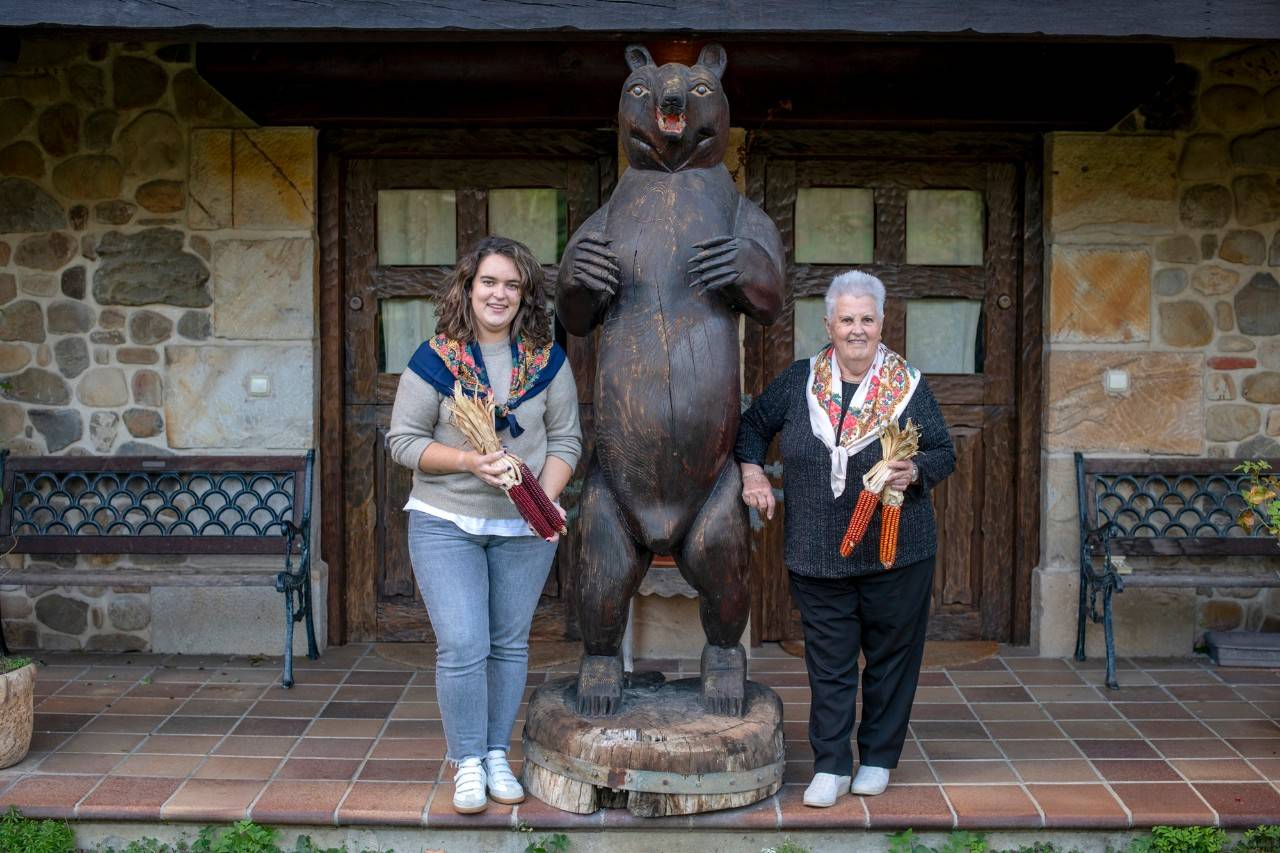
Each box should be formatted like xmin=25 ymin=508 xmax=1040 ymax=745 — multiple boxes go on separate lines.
xmin=0 ymin=807 xmax=74 ymax=853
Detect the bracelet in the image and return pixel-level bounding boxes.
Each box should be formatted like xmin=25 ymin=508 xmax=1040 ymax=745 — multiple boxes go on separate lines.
xmin=910 ymin=462 xmax=919 ymax=484
xmin=742 ymin=470 xmax=769 ymax=482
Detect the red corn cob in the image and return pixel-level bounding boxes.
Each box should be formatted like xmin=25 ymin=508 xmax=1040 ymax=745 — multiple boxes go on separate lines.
xmin=505 ymin=459 xmax=567 ymax=540
xmin=840 ymin=489 xmax=880 ymax=557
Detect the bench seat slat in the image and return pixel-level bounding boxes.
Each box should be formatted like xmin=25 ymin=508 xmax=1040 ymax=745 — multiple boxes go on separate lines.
xmin=1118 ymin=572 xmax=1280 ymax=588
xmin=8 ymin=535 xmax=293 ymax=555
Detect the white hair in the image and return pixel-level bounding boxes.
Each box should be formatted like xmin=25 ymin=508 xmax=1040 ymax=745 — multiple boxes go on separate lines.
xmin=825 ymin=270 xmax=885 ymax=320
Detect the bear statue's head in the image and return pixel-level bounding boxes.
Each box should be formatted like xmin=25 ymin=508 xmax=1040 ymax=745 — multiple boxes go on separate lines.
xmin=619 ymin=43 xmax=730 ymax=173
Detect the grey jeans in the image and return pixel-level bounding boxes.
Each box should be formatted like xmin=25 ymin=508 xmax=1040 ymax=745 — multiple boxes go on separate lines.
xmin=407 ymin=510 xmax=557 ymax=762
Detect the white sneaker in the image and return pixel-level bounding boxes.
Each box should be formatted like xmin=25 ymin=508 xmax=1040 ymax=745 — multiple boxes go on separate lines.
xmin=851 ymin=765 xmax=890 ymax=796
xmin=802 ymin=772 xmax=851 ymax=807
xmin=452 ymin=756 xmax=488 ymax=813
xmin=484 ymin=749 xmax=526 ymax=804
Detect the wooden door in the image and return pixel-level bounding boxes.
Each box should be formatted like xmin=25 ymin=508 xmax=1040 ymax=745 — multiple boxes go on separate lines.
xmin=746 ymin=134 xmax=1040 ymax=643
xmin=337 ymin=134 xmax=614 ymax=642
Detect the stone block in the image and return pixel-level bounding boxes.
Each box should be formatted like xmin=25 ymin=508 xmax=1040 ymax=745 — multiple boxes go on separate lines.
xmin=51 ymin=155 xmax=123 ymax=200
xmin=172 ymin=69 xmax=253 ymax=128
xmin=0 ymin=178 xmax=65 ymax=233
xmin=1209 ymin=356 xmax=1257 ymax=370
xmin=1154 ymin=234 xmax=1199 ymax=264
xmin=1244 ymin=372 xmax=1280 ymax=404
xmin=0 ymin=345 xmax=28 ymax=374
xmin=1240 ymin=435 xmax=1280 ymax=457
xmin=1231 ymin=128 xmax=1280 ymax=170
xmin=128 ymin=310 xmax=173 ymax=346
xmin=164 ymin=344 xmax=313 ymax=448
xmin=1178 ymin=134 xmax=1230 ymax=180
xmin=1219 ymin=230 xmax=1267 ymax=265
xmin=83 ymin=109 xmax=117 ymax=152
xmin=135 ymin=179 xmax=184 ymax=214
xmin=1048 ymin=246 xmax=1149 ymax=342
xmin=1237 ymin=272 xmax=1280 ymax=336
xmin=1181 ymin=184 xmax=1233 ymax=228
xmin=0 ymin=141 xmax=44 ymax=180
xmin=187 ymin=130 xmax=231 ymax=230
xmin=1233 ymin=174 xmax=1280 ymax=227
xmin=630 ymin=595 xmax=749 ymax=661
xmin=119 ymin=111 xmax=183 ymax=179
xmin=89 ymin=411 xmax=119 ymax=453
xmin=37 ymin=102 xmax=80 ymax=159
xmin=4 ymin=368 xmax=68 ymax=405
xmin=1157 ymin=301 xmax=1213 ymax=347
xmin=1206 ymin=373 xmax=1236 ymax=401
xmin=53 ymin=337 xmax=88 ymax=379
xmin=35 ymin=593 xmax=88 ymax=636
xmin=28 ymin=408 xmax=81 ymax=453
xmin=76 ymin=367 xmax=128 ymax=407
xmin=1154 ymin=268 xmax=1187 ymax=296
xmin=1046 ymin=351 xmax=1203 ymax=453
xmin=93 ymin=228 xmax=210 ymax=307
xmin=1200 ymin=85 xmax=1263 ymax=130
xmin=1215 ymin=300 xmax=1234 ymax=331
xmin=112 ymin=57 xmax=166 ymax=110
xmin=1206 ymin=404 xmax=1260 ymax=441
xmin=1042 ymin=455 xmax=1080 ymax=568
xmin=67 ymin=64 xmax=104 ymax=109
xmin=1268 ymin=409 xmax=1280 ymax=436
xmin=0 ymin=100 xmax=34 ymax=145
xmin=232 ymin=128 xmax=316 ymax=230
xmin=19 ymin=274 xmax=55 ymax=297
xmin=1049 ymin=134 xmax=1177 ymax=236
xmin=1211 ymin=44 xmax=1280 ymax=86
xmin=1034 ymin=566 xmax=1196 ymax=659
xmin=0 ymin=300 xmax=44 ymax=343
xmin=150 ymin=561 xmax=326 ymax=656
xmin=211 ymin=239 xmax=315 ymax=341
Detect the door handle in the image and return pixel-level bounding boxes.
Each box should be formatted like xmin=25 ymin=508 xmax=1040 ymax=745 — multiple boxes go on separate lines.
xmin=349 ymin=296 xmax=364 ymax=311
xmin=996 ymin=294 xmax=1012 ymax=310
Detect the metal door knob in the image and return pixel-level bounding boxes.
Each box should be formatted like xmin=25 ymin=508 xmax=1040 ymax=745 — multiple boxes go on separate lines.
xmin=349 ymin=296 xmax=364 ymax=311
xmin=996 ymin=294 xmax=1012 ymax=310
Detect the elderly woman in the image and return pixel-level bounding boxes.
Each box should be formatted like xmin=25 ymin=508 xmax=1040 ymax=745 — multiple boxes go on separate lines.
xmin=387 ymin=236 xmax=581 ymax=814
xmin=735 ymin=270 xmax=955 ymax=807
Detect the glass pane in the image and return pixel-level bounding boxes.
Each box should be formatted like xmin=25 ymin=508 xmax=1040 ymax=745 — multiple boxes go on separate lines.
xmin=378 ymin=190 xmax=457 ymax=266
xmin=794 ymin=188 xmax=874 ymax=264
xmin=380 ymin=298 xmax=437 ymax=374
xmin=906 ymin=299 xmax=983 ymax=374
xmin=489 ymin=189 xmax=568 ymax=264
xmin=905 ymin=189 xmax=984 ymax=266
xmin=793 ymin=296 xmax=829 ymax=361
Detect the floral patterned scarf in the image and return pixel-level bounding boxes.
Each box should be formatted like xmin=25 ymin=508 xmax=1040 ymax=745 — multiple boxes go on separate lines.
xmin=407 ymin=334 xmax=566 ymax=437
xmin=807 ymin=342 xmax=919 ymax=497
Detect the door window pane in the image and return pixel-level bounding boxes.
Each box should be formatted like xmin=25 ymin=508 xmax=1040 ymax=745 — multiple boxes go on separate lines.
xmin=378 ymin=190 xmax=457 ymax=266
xmin=905 ymin=190 xmax=984 ymax=266
xmin=380 ymin=298 xmax=437 ymax=374
xmin=794 ymin=188 xmax=874 ymax=264
xmin=489 ymin=189 xmax=568 ymax=264
xmin=906 ymin=299 xmax=983 ymax=374
xmin=793 ymin=297 xmax=830 ymax=361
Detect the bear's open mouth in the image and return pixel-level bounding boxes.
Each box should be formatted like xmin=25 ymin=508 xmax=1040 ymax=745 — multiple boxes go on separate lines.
xmin=657 ymin=108 xmax=687 ymax=136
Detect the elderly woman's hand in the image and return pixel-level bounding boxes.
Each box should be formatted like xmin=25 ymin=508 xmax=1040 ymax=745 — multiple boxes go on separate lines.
xmin=740 ymin=463 xmax=775 ymax=520
xmin=884 ymin=460 xmax=917 ymax=493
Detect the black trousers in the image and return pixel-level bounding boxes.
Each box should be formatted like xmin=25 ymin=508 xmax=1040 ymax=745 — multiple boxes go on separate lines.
xmin=788 ymin=555 xmax=935 ymax=774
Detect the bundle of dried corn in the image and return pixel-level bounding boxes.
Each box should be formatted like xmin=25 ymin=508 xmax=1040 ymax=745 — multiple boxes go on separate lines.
xmin=448 ymin=382 xmax=567 ymax=540
xmin=838 ymin=419 xmax=920 ymax=568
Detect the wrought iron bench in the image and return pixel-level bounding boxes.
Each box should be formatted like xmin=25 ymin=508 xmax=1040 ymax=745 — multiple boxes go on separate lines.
xmin=0 ymin=450 xmax=318 ymax=687
xmin=1075 ymin=453 xmax=1280 ymax=689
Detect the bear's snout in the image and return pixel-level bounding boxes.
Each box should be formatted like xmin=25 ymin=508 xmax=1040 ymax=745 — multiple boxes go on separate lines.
xmin=659 ymin=86 xmax=685 ymax=115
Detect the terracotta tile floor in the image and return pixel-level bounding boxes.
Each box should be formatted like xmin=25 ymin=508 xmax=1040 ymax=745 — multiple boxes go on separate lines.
xmin=0 ymin=644 xmax=1277 ymax=831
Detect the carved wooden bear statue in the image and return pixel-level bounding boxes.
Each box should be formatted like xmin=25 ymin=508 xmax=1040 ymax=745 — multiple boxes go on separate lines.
xmin=557 ymin=43 xmax=785 ymax=716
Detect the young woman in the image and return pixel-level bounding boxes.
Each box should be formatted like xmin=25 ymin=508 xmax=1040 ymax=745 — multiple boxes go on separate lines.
xmin=387 ymin=236 xmax=581 ymax=813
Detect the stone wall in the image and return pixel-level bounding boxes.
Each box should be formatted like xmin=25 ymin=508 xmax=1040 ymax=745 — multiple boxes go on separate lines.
xmin=0 ymin=40 xmax=319 ymax=652
xmin=1037 ymin=42 xmax=1280 ymax=657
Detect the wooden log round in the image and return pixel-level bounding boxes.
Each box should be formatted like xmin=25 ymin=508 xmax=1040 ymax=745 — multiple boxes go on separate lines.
xmin=521 ymin=675 xmax=784 ymax=817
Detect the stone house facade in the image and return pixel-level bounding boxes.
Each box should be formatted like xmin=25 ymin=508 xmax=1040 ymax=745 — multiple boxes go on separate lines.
xmin=0 ymin=28 xmax=1277 ymax=657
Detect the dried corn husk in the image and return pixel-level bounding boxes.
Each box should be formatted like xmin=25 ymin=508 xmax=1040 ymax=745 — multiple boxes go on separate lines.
xmin=447 ymin=381 xmax=566 ymax=539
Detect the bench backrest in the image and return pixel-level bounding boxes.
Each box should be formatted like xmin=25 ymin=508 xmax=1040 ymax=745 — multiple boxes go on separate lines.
xmin=1075 ymin=453 xmax=1280 ymax=557
xmin=0 ymin=451 xmax=314 ymax=555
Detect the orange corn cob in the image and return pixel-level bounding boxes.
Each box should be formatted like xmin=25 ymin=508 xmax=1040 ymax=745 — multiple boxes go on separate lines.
xmin=879 ymin=504 xmax=901 ymax=568
xmin=840 ymin=490 xmax=880 ymax=557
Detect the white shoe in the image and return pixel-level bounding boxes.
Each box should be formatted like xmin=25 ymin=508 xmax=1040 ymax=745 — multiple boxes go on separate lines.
xmin=851 ymin=765 xmax=890 ymax=796
xmin=483 ymin=749 xmax=526 ymax=804
xmin=802 ymin=772 xmax=851 ymax=807
xmin=452 ymin=757 xmax=488 ymax=813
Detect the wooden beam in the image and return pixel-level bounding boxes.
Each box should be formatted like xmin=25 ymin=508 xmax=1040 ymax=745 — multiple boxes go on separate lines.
xmin=196 ymin=40 xmax=1174 ymax=132
xmin=7 ymin=1 xmax=1280 ymax=40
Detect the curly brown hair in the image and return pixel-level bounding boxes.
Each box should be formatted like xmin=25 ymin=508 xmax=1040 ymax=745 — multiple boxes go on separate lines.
xmin=434 ymin=236 xmax=551 ymax=347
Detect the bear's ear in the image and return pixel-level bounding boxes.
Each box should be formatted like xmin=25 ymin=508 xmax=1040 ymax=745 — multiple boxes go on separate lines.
xmin=697 ymin=43 xmax=727 ymax=79
xmin=625 ymin=44 xmax=655 ymax=71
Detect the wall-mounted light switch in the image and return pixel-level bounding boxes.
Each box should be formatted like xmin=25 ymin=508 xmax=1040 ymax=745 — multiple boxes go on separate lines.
xmin=248 ymin=374 xmax=272 ymax=397
xmin=1104 ymin=368 xmax=1129 ymax=395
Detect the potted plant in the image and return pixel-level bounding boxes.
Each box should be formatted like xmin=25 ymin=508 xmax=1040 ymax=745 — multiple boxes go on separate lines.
xmin=1237 ymin=460 xmax=1280 ymax=543
xmin=0 ymin=655 xmax=34 ymax=769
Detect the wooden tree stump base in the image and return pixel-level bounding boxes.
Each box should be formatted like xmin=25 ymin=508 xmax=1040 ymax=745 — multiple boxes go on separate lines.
xmin=521 ymin=674 xmax=784 ymax=817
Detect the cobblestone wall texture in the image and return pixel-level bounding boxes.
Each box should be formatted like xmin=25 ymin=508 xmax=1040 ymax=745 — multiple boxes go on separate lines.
xmin=0 ymin=40 xmax=317 ymax=650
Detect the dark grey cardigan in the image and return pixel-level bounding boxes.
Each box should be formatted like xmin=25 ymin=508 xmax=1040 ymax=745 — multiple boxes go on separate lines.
xmin=735 ymin=359 xmax=957 ymax=578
